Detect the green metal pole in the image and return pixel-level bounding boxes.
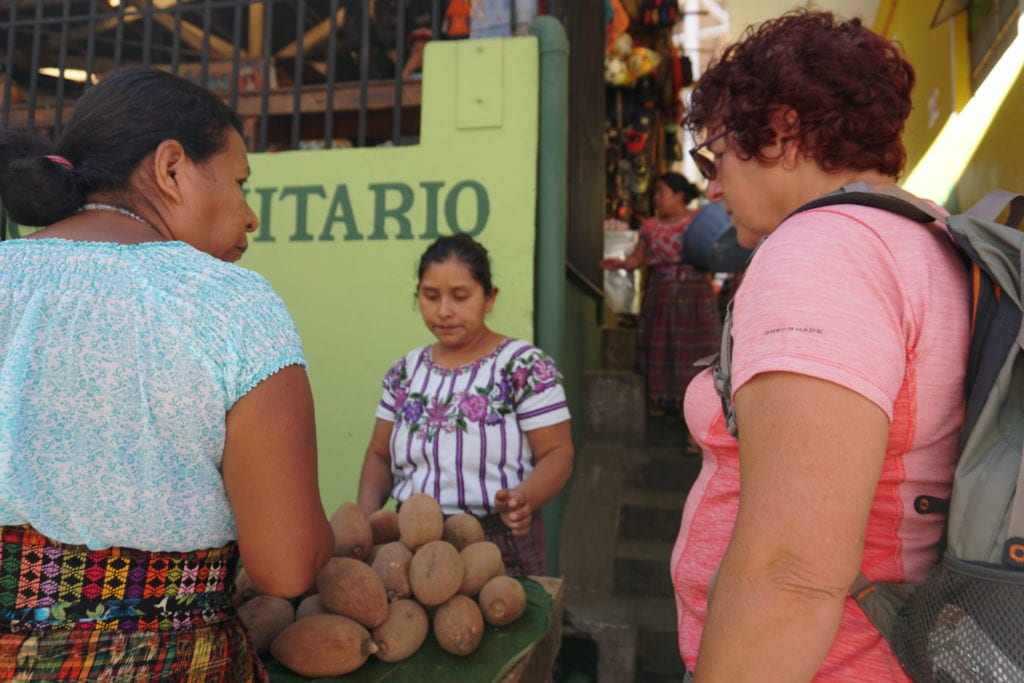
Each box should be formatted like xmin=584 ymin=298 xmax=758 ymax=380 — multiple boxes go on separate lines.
xmin=530 ymin=15 xmax=569 ymax=576
xmin=531 ymin=15 xmax=568 ymax=365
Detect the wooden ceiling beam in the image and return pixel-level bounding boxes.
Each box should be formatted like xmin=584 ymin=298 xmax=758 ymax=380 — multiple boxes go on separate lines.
xmin=274 ymin=6 xmax=347 ymax=59
xmin=248 ymin=2 xmax=264 ymax=58
xmin=148 ymin=10 xmax=240 ymax=59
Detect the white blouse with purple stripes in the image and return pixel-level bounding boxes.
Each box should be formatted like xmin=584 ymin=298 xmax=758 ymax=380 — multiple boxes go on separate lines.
xmin=375 ymin=338 xmax=571 ymax=516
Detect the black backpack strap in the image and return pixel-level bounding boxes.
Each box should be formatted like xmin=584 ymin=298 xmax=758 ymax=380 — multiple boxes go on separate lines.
xmin=787 ymin=181 xmax=946 ymax=226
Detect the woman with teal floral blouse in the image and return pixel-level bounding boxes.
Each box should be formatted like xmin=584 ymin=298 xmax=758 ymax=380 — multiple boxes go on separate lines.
xmin=0 ymin=68 xmax=332 ymax=680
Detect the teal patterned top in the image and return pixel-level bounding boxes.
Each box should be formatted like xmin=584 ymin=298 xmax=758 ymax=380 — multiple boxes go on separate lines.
xmin=0 ymin=239 xmax=306 ymax=551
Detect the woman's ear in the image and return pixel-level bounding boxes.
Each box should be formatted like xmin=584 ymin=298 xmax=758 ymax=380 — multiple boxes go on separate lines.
xmin=768 ymin=107 xmax=802 ymax=168
xmin=150 ymin=139 xmax=188 ymax=205
xmin=485 ymin=286 xmax=499 ymax=313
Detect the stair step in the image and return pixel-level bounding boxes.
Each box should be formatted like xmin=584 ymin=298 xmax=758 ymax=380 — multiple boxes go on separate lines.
xmin=645 ymin=414 xmax=689 ymax=448
xmin=629 ymin=594 xmax=678 ymax=632
xmin=639 ymin=444 xmax=696 ymax=460
xmin=583 ymin=371 xmax=646 ymax=445
xmin=629 ymin=595 xmax=686 ymax=679
xmin=628 ymin=451 xmax=703 ymax=492
xmin=612 ymin=539 xmax=675 ymax=597
xmin=620 ymin=488 xmax=687 ymax=508
xmin=637 ymin=628 xmax=687 ymax=680
xmin=618 ymin=489 xmax=686 ymax=541
xmin=601 ymin=327 xmax=637 ymax=371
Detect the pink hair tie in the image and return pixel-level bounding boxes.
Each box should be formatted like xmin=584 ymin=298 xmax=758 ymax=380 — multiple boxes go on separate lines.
xmin=45 ymin=155 xmax=74 ymax=171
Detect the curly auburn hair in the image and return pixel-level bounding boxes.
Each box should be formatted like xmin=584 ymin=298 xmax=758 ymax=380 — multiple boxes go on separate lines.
xmin=685 ymin=11 xmax=915 ymax=177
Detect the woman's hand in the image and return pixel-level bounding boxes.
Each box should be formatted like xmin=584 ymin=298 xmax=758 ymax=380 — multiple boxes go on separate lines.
xmin=494 ymin=488 xmax=534 ymax=536
xmin=599 ymin=235 xmax=646 ymax=271
xmin=494 ymin=421 xmax=574 ymax=537
xmin=598 ymin=257 xmax=627 ymax=270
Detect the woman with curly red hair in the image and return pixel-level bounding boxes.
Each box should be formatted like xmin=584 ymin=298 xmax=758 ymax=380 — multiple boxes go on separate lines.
xmin=671 ymin=11 xmax=970 ymax=680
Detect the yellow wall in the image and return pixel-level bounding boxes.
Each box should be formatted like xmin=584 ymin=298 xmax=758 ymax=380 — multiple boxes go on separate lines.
xmin=956 ymin=67 xmax=1024 ymax=206
xmin=876 ymin=0 xmax=971 ymax=176
xmin=238 ymin=36 xmax=540 ymax=514
xmin=879 ymin=0 xmax=1023 ymax=208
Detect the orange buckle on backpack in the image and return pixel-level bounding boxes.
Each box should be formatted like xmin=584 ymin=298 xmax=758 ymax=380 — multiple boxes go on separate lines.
xmin=1002 ymin=538 xmax=1024 ymax=567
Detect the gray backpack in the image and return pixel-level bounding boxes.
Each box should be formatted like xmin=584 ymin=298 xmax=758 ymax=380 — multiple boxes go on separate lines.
xmin=714 ymin=182 xmax=1024 ymax=682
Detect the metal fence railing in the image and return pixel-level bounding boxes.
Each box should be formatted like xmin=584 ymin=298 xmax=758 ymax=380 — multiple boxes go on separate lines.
xmin=0 ymin=0 xmax=458 ymax=152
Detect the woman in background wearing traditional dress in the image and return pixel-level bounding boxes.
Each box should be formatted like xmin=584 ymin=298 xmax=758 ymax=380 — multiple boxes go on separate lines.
xmin=599 ymin=172 xmax=721 ymax=418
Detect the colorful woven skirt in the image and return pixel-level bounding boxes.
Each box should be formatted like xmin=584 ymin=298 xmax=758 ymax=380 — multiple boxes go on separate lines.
xmin=637 ymin=263 xmax=721 ymax=411
xmin=0 ymin=525 xmax=267 ymax=682
xmin=479 ymin=513 xmax=546 ymax=576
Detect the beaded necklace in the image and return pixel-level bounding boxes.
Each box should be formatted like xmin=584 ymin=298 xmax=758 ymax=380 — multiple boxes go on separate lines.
xmin=80 ymin=202 xmax=154 ymax=230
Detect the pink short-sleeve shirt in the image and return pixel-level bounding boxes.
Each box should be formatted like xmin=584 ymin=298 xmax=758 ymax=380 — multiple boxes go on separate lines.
xmin=671 ymin=204 xmax=970 ymax=680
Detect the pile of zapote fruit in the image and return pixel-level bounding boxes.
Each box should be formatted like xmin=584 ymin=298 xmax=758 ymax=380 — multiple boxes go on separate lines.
xmin=234 ymin=494 xmax=529 ymax=677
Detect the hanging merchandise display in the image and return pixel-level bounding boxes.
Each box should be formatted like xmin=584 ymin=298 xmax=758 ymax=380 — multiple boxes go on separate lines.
xmin=605 ymin=0 xmax=631 ymax=49
xmin=639 ymin=0 xmax=680 ymax=28
xmin=469 ymin=0 xmax=539 ymax=37
xmin=604 ymin=6 xmax=691 ymax=230
xmin=444 ymin=0 xmax=471 ymax=38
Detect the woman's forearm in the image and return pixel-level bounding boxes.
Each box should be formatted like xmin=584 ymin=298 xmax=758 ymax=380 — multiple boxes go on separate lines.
xmin=695 ymin=373 xmax=891 ymax=680
xmin=356 ymin=451 xmax=393 ymax=516
xmin=695 ymin=550 xmax=847 ymax=681
xmin=356 ymin=419 xmax=396 ymax=516
xmin=516 ymin=446 xmax=573 ymax=511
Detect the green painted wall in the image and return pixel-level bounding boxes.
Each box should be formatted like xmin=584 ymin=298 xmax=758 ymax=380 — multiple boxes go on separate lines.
xmin=544 ymin=278 xmax=602 ymax=572
xmin=240 ymin=36 xmax=541 ymax=514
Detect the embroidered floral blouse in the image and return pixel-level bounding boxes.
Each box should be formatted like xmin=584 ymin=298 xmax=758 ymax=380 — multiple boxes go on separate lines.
xmin=374 ymin=338 xmax=571 ymax=516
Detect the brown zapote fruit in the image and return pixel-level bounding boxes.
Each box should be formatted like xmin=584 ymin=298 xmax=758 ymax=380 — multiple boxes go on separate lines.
xmin=317 ymin=557 xmax=389 ymax=628
xmin=371 ymin=599 xmax=429 ymax=663
xmin=458 ymin=541 xmax=504 ymax=596
xmin=330 ymin=502 xmax=374 ymax=560
xmin=271 ymin=613 xmax=377 ymax=677
xmin=398 ymin=493 xmax=444 ymax=550
xmin=433 ymin=594 xmax=485 ymax=656
xmin=236 ymin=594 xmax=295 ymax=654
xmin=478 ymin=575 xmax=527 ymax=626
xmin=295 ymin=593 xmax=327 ymax=620
xmin=442 ymin=513 xmax=485 ymax=550
xmin=371 ymin=541 xmax=413 ymax=601
xmin=409 ymin=540 xmax=464 ymax=606
xmin=369 ymin=508 xmax=401 ymax=545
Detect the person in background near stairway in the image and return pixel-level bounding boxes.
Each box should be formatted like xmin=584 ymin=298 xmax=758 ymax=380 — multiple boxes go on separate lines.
xmin=599 ymin=172 xmax=721 ymax=422
xmin=356 ymin=234 xmax=574 ymax=575
xmin=671 ymin=11 xmax=969 ymax=681
xmin=0 ymin=67 xmax=333 ymax=680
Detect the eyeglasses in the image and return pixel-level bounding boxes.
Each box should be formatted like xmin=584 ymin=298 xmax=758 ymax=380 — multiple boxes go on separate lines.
xmin=689 ymin=129 xmax=730 ymax=181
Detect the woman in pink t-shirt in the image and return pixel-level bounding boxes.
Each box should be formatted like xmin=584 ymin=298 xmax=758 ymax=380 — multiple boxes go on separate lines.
xmin=671 ymin=11 xmax=970 ymax=681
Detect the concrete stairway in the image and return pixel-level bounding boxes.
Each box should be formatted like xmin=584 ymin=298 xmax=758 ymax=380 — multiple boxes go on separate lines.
xmin=558 ymin=328 xmax=702 ymax=682
xmin=616 ymin=427 xmax=701 ymax=682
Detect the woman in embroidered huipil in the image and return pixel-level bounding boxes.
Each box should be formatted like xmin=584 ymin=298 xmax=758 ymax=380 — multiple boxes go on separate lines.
xmin=599 ymin=172 xmax=721 ymax=416
xmin=357 ymin=235 xmax=574 ymax=575
xmin=0 ymin=68 xmax=333 ymax=680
